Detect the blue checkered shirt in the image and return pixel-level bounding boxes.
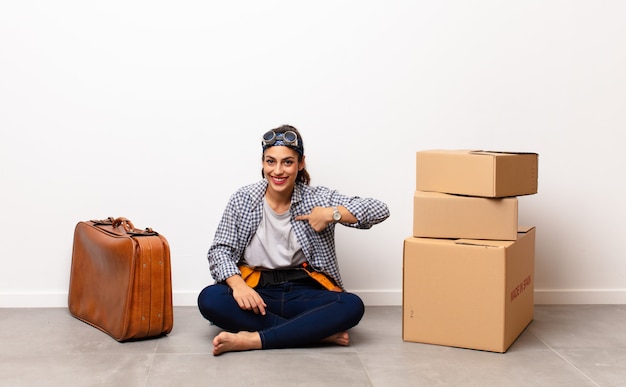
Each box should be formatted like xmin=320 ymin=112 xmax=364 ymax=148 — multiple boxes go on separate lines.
xmin=207 ymin=179 xmax=390 ymax=289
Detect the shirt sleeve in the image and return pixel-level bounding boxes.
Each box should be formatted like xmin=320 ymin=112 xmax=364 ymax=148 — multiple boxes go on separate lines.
xmin=207 ymin=192 xmax=245 ymax=283
xmin=300 ymin=185 xmax=390 ymax=229
xmin=342 ymin=196 xmax=389 ymax=229
xmin=329 ymin=189 xmax=390 ymax=229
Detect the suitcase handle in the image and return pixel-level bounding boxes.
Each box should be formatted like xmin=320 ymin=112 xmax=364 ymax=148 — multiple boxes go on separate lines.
xmin=113 ymin=217 xmax=135 ymax=232
xmin=113 ymin=217 xmax=159 ymax=236
xmin=90 ymin=217 xmax=159 ymax=236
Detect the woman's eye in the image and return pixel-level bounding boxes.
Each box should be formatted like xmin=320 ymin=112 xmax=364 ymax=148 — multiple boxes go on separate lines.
xmin=284 ymin=160 xmax=293 ymax=166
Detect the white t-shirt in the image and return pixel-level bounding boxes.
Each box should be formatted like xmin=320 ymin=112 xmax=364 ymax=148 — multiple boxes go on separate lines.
xmin=243 ymin=198 xmax=306 ymax=270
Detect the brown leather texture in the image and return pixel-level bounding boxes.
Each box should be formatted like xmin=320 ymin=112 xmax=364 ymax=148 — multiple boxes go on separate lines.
xmin=68 ymin=217 xmax=173 ymax=341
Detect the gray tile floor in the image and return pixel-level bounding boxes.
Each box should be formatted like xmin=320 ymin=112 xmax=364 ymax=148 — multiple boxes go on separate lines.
xmin=1 ymin=305 xmax=625 ymax=386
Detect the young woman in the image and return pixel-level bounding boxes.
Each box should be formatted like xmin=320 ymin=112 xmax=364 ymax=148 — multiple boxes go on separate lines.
xmin=197 ymin=125 xmax=389 ymax=355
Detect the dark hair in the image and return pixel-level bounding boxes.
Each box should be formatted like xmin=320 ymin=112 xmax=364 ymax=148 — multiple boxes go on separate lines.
xmin=261 ymin=124 xmax=311 ymax=185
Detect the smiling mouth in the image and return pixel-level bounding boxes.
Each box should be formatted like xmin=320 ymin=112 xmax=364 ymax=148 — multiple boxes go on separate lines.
xmin=270 ymin=176 xmax=288 ymax=185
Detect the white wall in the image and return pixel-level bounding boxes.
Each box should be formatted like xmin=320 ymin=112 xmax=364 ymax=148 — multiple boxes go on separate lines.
xmin=1 ymin=1 xmax=625 ymax=307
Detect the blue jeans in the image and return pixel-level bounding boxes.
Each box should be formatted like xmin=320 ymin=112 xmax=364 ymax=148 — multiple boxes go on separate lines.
xmin=197 ymin=279 xmax=365 ymax=349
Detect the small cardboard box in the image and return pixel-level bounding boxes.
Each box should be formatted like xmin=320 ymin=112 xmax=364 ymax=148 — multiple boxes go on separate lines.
xmin=416 ymin=150 xmax=538 ymax=197
xmin=413 ymin=190 xmax=518 ymax=241
xmin=402 ymin=227 xmax=535 ymax=353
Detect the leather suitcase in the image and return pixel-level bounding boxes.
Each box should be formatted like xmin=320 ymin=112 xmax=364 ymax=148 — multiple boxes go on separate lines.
xmin=68 ymin=217 xmax=173 ymax=341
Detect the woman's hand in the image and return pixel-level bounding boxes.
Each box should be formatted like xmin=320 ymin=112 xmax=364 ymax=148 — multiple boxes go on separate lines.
xmin=226 ymin=275 xmax=267 ymax=315
xmin=295 ymin=206 xmax=334 ymax=232
xmin=296 ymin=206 xmax=356 ymax=232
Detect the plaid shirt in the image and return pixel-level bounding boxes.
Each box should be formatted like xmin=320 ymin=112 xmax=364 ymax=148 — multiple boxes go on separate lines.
xmin=208 ymin=179 xmax=390 ymax=289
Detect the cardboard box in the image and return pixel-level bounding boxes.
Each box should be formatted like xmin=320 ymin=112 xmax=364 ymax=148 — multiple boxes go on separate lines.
xmin=416 ymin=150 xmax=538 ymax=197
xmin=402 ymin=227 xmax=535 ymax=353
xmin=413 ymin=190 xmax=518 ymax=240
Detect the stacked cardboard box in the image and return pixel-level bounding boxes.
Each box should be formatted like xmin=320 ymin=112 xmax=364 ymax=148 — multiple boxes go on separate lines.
xmin=403 ymin=150 xmax=539 ymax=353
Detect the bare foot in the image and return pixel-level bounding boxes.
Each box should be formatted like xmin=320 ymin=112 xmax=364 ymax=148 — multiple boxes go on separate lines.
xmin=321 ymin=331 xmax=350 ymax=346
xmin=212 ymin=331 xmax=262 ymax=356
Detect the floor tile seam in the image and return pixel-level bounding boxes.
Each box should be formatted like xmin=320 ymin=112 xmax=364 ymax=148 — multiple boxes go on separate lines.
xmin=528 ymin=331 xmax=601 ymax=387
xmin=152 ymin=350 xmax=350 ymax=356
xmin=527 ymin=327 xmax=626 ymax=351
xmin=143 ymin=352 xmax=157 ymax=387
xmin=354 ymin=352 xmax=375 ymax=387
xmin=152 ymin=352 xmax=215 ymax=356
xmin=351 ymin=347 xmax=423 ymax=355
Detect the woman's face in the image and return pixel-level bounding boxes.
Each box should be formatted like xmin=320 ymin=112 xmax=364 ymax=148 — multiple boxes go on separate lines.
xmin=262 ymin=145 xmax=304 ymax=195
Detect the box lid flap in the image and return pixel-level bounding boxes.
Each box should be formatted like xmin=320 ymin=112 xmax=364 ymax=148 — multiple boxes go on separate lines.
xmin=471 ymin=150 xmax=538 ymax=156
xmin=455 ymin=239 xmax=512 ymax=248
xmin=454 ymin=226 xmax=535 ymax=247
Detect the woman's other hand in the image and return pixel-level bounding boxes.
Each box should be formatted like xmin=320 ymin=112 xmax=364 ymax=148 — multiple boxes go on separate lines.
xmin=226 ymin=275 xmax=267 ymax=315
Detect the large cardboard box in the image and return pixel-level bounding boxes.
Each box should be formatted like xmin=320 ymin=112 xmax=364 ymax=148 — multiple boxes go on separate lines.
xmin=402 ymin=227 xmax=535 ymax=353
xmin=416 ymin=150 xmax=538 ymax=197
xmin=413 ymin=190 xmax=518 ymax=240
